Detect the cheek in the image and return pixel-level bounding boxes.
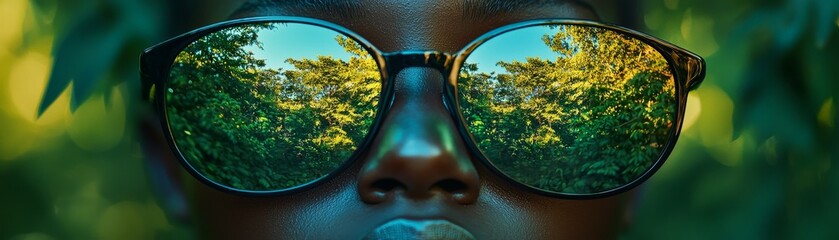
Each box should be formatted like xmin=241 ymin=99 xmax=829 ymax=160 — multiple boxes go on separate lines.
xmin=470 ymin=183 xmax=545 ymax=237
xmin=477 ymin=173 xmax=631 ymax=239
xmin=187 ymin=170 xmax=368 ymax=239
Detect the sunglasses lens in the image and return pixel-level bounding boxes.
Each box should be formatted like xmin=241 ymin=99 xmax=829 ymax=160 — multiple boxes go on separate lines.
xmin=165 ymin=22 xmax=381 ymax=192
xmin=459 ymin=24 xmax=677 ymax=195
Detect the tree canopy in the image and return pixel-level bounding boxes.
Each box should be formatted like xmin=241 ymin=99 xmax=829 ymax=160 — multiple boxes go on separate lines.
xmin=166 ymin=23 xmax=380 ymax=190
xmin=458 ymin=25 xmax=675 ymax=193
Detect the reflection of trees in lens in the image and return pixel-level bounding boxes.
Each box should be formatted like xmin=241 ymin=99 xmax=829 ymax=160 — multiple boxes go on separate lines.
xmin=166 ymin=23 xmax=380 ymax=191
xmin=460 ymin=25 xmax=676 ymax=194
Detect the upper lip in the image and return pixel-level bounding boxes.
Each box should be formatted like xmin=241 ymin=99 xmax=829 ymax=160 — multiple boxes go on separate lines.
xmin=363 ymin=218 xmax=476 ymax=240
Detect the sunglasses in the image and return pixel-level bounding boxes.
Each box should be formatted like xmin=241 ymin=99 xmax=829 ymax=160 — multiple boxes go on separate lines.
xmin=140 ymin=16 xmax=705 ymax=199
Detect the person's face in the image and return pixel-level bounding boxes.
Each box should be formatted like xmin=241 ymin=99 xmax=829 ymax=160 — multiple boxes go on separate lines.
xmin=144 ymin=0 xmax=635 ymax=239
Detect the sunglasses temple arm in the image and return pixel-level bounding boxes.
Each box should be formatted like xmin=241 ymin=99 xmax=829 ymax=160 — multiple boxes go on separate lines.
xmin=686 ymin=55 xmax=706 ymax=91
xmin=667 ymin=49 xmax=706 ymax=91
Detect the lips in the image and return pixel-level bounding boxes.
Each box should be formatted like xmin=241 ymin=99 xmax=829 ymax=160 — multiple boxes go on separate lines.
xmin=363 ymin=218 xmax=476 ymax=240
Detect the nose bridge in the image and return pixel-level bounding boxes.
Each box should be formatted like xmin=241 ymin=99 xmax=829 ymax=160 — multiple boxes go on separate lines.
xmin=356 ymin=65 xmax=479 ymax=204
xmin=382 ymin=51 xmax=455 ymax=79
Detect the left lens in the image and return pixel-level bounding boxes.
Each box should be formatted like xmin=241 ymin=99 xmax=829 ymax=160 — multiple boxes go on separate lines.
xmin=458 ymin=24 xmax=676 ymax=195
xmin=165 ymin=22 xmax=381 ymax=192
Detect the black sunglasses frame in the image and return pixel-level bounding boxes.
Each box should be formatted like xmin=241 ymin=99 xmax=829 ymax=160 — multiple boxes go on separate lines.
xmin=140 ymin=16 xmax=706 ymax=199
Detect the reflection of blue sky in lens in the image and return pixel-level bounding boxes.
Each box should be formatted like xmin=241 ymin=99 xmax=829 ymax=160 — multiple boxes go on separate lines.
xmin=246 ymin=23 xmax=353 ymax=71
xmin=466 ymin=26 xmax=559 ymax=74
xmin=245 ymin=24 xmax=558 ymax=74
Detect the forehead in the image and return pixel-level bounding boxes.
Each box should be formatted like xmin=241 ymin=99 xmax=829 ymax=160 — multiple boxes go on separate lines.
xmin=234 ymin=0 xmax=598 ymax=52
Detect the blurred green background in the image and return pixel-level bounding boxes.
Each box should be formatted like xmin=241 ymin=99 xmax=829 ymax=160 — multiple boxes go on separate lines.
xmin=0 ymin=0 xmax=836 ymax=239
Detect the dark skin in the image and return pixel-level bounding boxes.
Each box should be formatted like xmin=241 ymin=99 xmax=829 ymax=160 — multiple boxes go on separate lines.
xmin=142 ymin=0 xmax=634 ymax=239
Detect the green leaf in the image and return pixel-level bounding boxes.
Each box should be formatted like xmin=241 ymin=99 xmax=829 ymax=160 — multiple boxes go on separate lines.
xmin=38 ymin=15 xmax=125 ymax=115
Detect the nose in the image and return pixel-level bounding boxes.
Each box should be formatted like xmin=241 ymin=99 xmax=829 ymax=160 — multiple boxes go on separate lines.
xmin=357 ymin=67 xmax=479 ymax=205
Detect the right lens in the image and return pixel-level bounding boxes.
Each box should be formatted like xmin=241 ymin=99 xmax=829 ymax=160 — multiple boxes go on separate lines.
xmin=165 ymin=22 xmax=381 ymax=192
xmin=458 ymin=24 xmax=676 ymax=195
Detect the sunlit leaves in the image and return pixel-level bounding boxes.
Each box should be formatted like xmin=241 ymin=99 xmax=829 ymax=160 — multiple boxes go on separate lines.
xmin=460 ymin=25 xmax=675 ymax=194
xmin=165 ymin=23 xmax=380 ymax=191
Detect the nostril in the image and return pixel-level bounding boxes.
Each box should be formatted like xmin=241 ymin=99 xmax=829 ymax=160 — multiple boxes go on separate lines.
xmin=371 ymin=178 xmax=404 ymax=192
xmin=432 ymin=179 xmax=468 ymax=193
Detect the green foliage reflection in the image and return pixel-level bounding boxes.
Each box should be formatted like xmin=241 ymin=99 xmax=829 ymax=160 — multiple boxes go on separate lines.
xmin=459 ymin=25 xmax=675 ymax=194
xmin=166 ymin=23 xmax=380 ymax=190
xmin=166 ymin=23 xmax=675 ymax=193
